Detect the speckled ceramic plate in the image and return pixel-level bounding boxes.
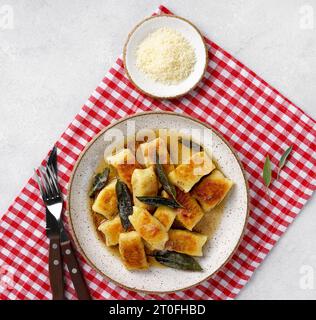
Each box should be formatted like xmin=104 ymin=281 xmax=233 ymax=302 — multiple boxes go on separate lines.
xmin=68 ymin=111 xmax=249 ymax=294
xmin=123 ymin=15 xmax=208 ymax=99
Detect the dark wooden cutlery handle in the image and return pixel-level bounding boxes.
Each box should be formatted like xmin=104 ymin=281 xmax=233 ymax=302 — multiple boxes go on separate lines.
xmin=48 ymin=235 xmax=65 ymax=300
xmin=61 ymin=240 xmax=91 ymax=300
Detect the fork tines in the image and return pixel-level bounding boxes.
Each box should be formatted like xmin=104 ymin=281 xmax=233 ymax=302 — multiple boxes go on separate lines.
xmin=34 ymin=166 xmax=60 ymax=202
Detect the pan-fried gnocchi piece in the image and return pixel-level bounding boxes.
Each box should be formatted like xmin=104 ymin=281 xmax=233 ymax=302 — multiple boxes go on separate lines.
xmin=106 ymin=149 xmax=140 ymax=189
xmin=129 ymin=206 xmax=168 ymax=250
xmin=131 ymin=167 xmax=159 ymax=209
xmin=98 ymin=215 xmax=123 ymax=246
xmin=153 ymin=190 xmax=176 ymax=231
xmin=119 ymin=231 xmax=148 ymax=270
xmin=139 ymin=137 xmax=174 ymax=174
xmin=92 ymin=179 xmax=118 ymax=218
xmin=191 ymin=170 xmax=233 ymax=212
xmin=154 ymin=207 xmax=177 ymax=231
xmin=166 ymin=229 xmax=207 ymax=256
xmin=168 ymin=151 xmax=215 ymax=192
xmin=175 ymin=188 xmax=204 ymax=231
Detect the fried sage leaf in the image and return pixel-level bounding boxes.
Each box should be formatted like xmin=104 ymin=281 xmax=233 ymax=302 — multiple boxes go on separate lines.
xmin=153 ymin=251 xmax=202 ymax=271
xmin=116 ymin=180 xmax=133 ymax=230
xmin=277 ymin=145 xmax=293 ymax=180
xmin=89 ymin=168 xmax=110 ymax=198
xmin=155 ymin=160 xmax=177 ymax=200
xmin=136 ymin=196 xmax=183 ymax=209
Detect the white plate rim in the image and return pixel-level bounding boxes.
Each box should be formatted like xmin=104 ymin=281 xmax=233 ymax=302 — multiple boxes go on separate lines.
xmin=67 ymin=111 xmax=250 ymax=294
xmin=123 ymin=14 xmax=209 ymax=99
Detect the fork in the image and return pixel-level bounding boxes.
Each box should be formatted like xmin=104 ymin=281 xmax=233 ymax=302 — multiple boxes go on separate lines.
xmin=35 ymin=166 xmax=65 ymax=300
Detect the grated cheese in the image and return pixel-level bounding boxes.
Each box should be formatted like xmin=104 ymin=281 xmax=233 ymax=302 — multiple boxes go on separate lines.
xmin=136 ymin=27 xmax=196 ymax=85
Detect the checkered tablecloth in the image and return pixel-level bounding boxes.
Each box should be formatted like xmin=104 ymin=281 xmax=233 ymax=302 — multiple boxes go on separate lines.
xmin=0 ymin=5 xmax=315 ymax=300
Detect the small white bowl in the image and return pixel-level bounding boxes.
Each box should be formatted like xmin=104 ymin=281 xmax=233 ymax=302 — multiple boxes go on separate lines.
xmin=123 ymin=15 xmax=208 ymax=99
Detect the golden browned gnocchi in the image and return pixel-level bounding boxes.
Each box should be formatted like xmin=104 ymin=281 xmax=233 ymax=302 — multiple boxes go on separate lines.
xmin=98 ymin=215 xmax=123 ymax=246
xmin=168 ymin=151 xmax=215 ymax=192
xmin=90 ymin=131 xmax=233 ymax=271
xmin=119 ymin=231 xmax=148 ymax=270
xmin=139 ymin=137 xmax=174 ymax=174
xmin=166 ymin=229 xmax=207 ymax=256
xmin=129 ymin=206 xmax=168 ymax=250
xmin=191 ymin=170 xmax=233 ymax=212
xmin=106 ymin=148 xmax=141 ymax=189
xmin=131 ymin=167 xmax=159 ymax=209
xmin=92 ymin=179 xmax=118 ymax=218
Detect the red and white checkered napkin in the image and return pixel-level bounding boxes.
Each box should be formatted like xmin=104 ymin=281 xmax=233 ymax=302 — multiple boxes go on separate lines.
xmin=0 ymin=5 xmax=315 ymax=300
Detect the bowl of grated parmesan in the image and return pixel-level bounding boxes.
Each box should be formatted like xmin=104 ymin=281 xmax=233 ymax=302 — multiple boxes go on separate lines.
xmin=123 ymin=15 xmax=208 ymax=99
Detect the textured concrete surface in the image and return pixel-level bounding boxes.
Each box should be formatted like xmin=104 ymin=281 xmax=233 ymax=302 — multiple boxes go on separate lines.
xmin=0 ymin=0 xmax=315 ymax=299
